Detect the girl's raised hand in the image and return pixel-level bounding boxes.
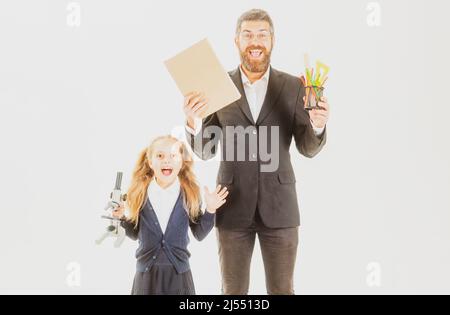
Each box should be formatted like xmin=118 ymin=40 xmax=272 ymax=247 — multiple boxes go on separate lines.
xmin=204 ymin=185 xmax=228 ymax=214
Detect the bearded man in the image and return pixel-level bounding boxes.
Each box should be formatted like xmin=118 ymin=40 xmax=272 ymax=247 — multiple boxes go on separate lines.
xmin=183 ymin=9 xmax=330 ymax=295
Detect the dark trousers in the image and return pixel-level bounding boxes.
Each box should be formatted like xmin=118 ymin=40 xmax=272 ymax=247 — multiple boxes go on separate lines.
xmin=216 ymin=211 xmax=299 ymax=295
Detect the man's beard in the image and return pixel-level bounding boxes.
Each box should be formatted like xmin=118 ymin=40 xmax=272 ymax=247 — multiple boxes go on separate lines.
xmin=240 ymin=45 xmax=271 ymax=73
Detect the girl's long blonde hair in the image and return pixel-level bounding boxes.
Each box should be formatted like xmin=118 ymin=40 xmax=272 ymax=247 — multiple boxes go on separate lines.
xmin=126 ymin=136 xmax=201 ymax=226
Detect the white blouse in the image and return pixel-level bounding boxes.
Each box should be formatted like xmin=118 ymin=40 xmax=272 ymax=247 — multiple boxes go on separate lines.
xmin=147 ymin=178 xmax=181 ymax=234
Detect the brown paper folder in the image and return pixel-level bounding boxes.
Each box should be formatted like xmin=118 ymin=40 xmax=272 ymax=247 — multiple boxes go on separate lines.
xmin=164 ymin=39 xmax=241 ymax=118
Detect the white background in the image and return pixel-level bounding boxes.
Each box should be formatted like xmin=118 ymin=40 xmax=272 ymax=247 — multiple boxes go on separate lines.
xmin=0 ymin=0 xmax=449 ymax=294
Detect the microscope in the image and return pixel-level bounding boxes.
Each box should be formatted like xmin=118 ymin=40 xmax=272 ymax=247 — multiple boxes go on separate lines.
xmin=95 ymin=172 xmax=127 ymax=248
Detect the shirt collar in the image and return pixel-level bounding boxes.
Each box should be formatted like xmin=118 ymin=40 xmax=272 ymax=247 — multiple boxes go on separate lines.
xmin=240 ymin=65 xmax=271 ymax=86
xmin=148 ymin=177 xmax=180 ymax=197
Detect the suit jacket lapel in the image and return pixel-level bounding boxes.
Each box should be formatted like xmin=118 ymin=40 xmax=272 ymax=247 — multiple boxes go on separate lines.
xmin=256 ymin=67 xmax=286 ymax=125
xmin=230 ymin=68 xmax=256 ymax=125
xmin=230 ymin=67 xmax=286 ymax=126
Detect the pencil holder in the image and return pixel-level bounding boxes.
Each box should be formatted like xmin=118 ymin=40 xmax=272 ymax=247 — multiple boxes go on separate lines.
xmin=304 ymin=86 xmax=324 ymax=110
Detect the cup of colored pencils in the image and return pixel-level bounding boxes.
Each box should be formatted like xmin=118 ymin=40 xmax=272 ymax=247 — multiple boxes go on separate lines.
xmin=300 ymin=55 xmax=329 ymax=111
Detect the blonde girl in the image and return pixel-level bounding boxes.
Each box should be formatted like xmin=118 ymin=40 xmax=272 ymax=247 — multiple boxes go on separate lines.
xmin=113 ymin=135 xmax=228 ymax=295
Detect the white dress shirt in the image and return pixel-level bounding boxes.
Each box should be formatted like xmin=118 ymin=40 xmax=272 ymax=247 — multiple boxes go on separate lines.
xmin=186 ymin=66 xmax=325 ymax=136
xmin=147 ymin=178 xmax=181 ymax=234
xmin=240 ymin=66 xmax=271 ymax=122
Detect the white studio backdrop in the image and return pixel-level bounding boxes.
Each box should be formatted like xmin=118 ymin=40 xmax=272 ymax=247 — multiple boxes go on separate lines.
xmin=0 ymin=0 xmax=449 ymax=294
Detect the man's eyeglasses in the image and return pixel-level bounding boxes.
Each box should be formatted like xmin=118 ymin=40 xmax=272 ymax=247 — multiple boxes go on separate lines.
xmin=239 ymin=31 xmax=272 ymax=42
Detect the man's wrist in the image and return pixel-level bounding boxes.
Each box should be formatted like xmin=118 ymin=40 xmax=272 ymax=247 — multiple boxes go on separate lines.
xmin=185 ymin=117 xmax=202 ymax=136
xmin=310 ymin=120 xmax=326 ymax=136
xmin=187 ymin=117 xmax=195 ymax=130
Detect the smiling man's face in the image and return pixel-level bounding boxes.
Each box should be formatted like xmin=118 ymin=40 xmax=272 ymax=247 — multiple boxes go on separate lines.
xmin=235 ymin=20 xmax=274 ymax=74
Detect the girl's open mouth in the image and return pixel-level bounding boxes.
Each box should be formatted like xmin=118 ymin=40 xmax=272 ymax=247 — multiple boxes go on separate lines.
xmin=161 ymin=168 xmax=173 ymax=176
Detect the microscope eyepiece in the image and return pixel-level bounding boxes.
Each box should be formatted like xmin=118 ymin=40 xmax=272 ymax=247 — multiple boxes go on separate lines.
xmin=115 ymin=172 xmax=123 ymax=190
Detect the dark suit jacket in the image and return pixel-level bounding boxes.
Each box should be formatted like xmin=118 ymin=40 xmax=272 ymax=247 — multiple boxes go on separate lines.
xmin=186 ymin=67 xmax=327 ymax=229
